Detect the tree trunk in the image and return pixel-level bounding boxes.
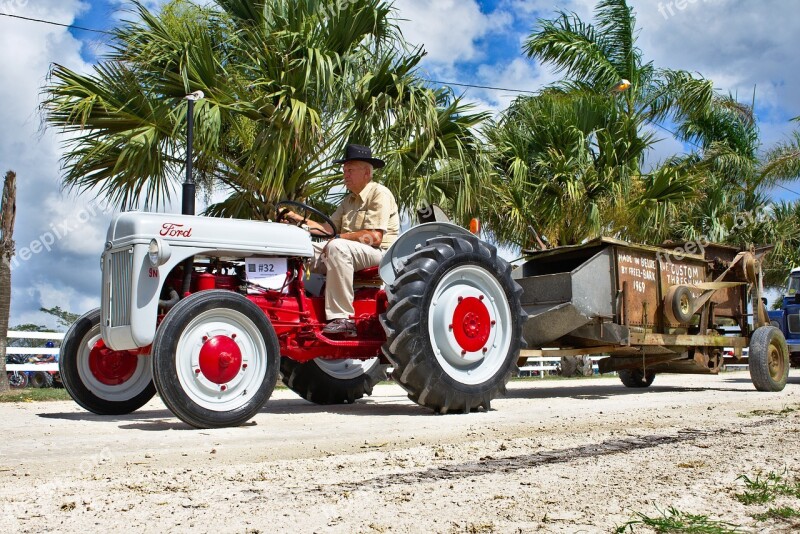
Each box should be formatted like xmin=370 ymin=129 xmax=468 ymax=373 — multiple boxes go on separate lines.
xmin=0 ymin=170 xmax=17 ymax=393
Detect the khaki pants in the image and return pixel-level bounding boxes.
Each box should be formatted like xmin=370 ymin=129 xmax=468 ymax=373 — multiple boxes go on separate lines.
xmin=311 ymin=239 xmax=384 ymax=320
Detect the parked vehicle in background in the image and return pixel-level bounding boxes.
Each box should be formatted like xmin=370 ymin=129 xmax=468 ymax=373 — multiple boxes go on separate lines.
xmin=768 ymin=267 xmax=800 ymax=368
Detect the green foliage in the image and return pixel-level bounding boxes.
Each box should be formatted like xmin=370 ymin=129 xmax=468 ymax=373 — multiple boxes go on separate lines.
xmin=0 ymin=388 xmax=70 ymax=403
xmin=43 ymin=0 xmax=487 ymax=225
xmin=615 ymin=506 xmax=740 ymax=533
xmin=735 ymin=471 xmax=800 ymax=505
xmin=752 ymin=506 xmax=800 ymax=522
xmin=485 ymin=0 xmax=800 ymax=290
xmin=40 ymin=306 xmax=80 ymax=329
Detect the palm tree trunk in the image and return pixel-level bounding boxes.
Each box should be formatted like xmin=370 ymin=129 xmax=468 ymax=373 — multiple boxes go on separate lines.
xmin=0 ymin=170 xmax=17 ymax=393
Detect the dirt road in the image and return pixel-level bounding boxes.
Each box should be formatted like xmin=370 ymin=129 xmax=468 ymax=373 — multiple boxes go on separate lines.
xmin=2 ymin=371 xmax=800 ymax=533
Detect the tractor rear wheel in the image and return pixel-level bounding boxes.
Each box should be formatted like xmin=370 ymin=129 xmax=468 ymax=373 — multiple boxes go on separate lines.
xmin=618 ymin=368 xmax=656 ymax=388
xmin=280 ymin=357 xmax=386 ymax=404
xmin=749 ymin=325 xmax=789 ymax=392
xmin=152 ymin=290 xmax=279 ymax=428
xmin=381 ymin=234 xmax=525 ymax=414
xmin=60 ymin=308 xmax=156 ymax=415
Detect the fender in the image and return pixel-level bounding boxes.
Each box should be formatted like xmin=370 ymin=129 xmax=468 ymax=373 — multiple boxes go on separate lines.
xmin=379 ymin=222 xmax=473 ymax=285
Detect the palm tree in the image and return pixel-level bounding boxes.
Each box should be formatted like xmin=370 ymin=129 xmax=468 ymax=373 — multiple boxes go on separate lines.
xmin=43 ymin=0 xmax=487 ymax=224
xmin=1 ymin=170 xmax=17 ymax=393
xmin=482 ymin=0 xmax=714 ymax=247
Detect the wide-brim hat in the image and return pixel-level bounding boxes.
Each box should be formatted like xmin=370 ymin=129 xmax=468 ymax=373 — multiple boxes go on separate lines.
xmin=333 ymin=143 xmax=385 ymax=169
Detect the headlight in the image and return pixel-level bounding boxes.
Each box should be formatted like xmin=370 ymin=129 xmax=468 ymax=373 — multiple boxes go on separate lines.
xmin=148 ymin=238 xmax=171 ymax=266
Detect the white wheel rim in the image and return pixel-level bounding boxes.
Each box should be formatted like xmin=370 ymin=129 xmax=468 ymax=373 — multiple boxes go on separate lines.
xmin=427 ymin=264 xmax=513 ymax=385
xmin=314 ymin=358 xmax=379 ymax=380
xmin=175 ymin=308 xmax=269 ymax=412
xmin=76 ymin=325 xmax=153 ymax=402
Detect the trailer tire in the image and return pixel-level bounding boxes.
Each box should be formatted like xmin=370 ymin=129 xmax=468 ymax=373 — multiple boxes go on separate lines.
xmin=381 ymin=234 xmax=525 ymax=414
xmin=618 ymin=368 xmax=656 ymax=388
xmin=60 ymin=308 xmax=156 ymax=415
xmin=664 ymin=285 xmax=694 ymax=324
xmin=748 ymin=326 xmax=789 ymax=392
xmin=280 ymin=357 xmax=386 ymax=404
xmin=152 ymin=290 xmax=279 ymax=428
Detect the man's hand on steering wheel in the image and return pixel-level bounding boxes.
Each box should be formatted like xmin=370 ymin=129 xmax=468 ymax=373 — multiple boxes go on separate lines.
xmin=275 ymin=200 xmax=338 ymax=239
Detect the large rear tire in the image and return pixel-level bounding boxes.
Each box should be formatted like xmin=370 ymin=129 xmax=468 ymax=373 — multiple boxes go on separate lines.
xmin=381 ymin=234 xmax=525 ymax=414
xmin=152 ymin=290 xmax=279 ymax=428
xmin=749 ymin=326 xmax=789 ymax=392
xmin=618 ymin=368 xmax=656 ymax=388
xmin=280 ymin=357 xmax=386 ymax=404
xmin=60 ymin=308 xmax=155 ymax=415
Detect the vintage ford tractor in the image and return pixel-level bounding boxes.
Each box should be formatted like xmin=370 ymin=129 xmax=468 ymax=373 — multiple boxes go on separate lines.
xmin=60 ymin=202 xmax=525 ymax=428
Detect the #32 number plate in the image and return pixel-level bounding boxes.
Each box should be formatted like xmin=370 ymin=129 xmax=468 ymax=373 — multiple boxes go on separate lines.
xmin=245 ymin=257 xmax=288 ymax=290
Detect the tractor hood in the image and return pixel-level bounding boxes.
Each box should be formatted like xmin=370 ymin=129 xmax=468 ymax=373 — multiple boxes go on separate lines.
xmin=105 ymin=212 xmax=314 ymax=258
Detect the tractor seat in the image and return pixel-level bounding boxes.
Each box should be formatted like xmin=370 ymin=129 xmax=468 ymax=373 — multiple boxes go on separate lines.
xmin=353 ymin=265 xmax=381 ymax=281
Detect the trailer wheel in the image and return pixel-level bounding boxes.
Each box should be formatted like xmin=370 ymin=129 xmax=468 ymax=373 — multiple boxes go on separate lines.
xmin=748 ymin=326 xmax=789 ymax=392
xmin=664 ymin=285 xmax=694 ymax=324
xmin=382 ymin=234 xmax=525 ymax=414
xmin=618 ymin=368 xmax=655 ymax=388
xmin=280 ymin=357 xmax=386 ymax=404
xmin=152 ymin=290 xmax=279 ymax=428
xmin=60 ymin=308 xmax=156 ymax=415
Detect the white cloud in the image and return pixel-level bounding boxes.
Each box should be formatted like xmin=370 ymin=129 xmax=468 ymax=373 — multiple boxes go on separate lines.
xmin=0 ymin=0 xmax=108 ymax=326
xmin=393 ymin=0 xmax=512 ymax=68
xmin=632 ymin=0 xmax=800 ymax=121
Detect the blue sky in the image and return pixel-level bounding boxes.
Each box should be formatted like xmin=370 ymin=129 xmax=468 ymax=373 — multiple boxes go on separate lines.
xmin=1 ymin=0 xmax=800 ymax=328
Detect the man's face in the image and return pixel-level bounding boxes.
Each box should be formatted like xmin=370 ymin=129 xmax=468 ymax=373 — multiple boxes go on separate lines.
xmin=343 ymin=160 xmax=373 ymax=194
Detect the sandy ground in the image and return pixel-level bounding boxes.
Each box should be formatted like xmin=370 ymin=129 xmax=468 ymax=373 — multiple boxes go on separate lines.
xmin=1 ymin=371 xmax=800 ymax=533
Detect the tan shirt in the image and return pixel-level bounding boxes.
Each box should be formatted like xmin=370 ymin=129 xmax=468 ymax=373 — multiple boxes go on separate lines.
xmin=331 ymin=181 xmax=399 ymax=250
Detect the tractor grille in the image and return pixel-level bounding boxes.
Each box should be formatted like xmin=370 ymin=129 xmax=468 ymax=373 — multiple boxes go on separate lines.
xmin=789 ymin=314 xmax=800 ymax=334
xmin=108 ymin=249 xmax=134 ymax=327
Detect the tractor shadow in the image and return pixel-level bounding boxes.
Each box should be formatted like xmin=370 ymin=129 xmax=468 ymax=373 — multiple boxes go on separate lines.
xmin=504 ymin=380 xmax=749 ymax=401
xmin=42 ymin=393 xmax=431 ymax=432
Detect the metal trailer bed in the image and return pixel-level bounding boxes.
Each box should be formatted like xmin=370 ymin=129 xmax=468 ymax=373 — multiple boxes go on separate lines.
xmin=515 ymin=237 xmax=788 ymax=390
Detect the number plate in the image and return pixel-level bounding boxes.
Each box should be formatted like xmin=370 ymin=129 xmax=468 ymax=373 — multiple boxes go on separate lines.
xmin=245 ymin=257 xmax=288 ymax=290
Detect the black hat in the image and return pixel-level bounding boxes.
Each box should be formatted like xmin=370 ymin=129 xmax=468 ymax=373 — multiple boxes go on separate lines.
xmin=333 ymin=144 xmax=385 ymax=169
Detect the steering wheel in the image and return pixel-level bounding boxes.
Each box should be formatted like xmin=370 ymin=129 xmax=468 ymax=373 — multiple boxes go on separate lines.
xmin=275 ymin=199 xmax=338 ymax=239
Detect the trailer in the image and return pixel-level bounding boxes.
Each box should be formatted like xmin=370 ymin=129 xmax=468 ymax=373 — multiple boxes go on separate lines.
xmin=515 ymin=238 xmax=789 ymax=391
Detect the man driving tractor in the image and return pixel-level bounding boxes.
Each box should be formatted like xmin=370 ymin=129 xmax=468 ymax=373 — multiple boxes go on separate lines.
xmin=281 ymin=144 xmax=400 ymax=336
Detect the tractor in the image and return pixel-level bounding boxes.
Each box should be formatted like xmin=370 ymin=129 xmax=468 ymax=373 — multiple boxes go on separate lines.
xmin=59 ymin=203 xmax=525 ymax=428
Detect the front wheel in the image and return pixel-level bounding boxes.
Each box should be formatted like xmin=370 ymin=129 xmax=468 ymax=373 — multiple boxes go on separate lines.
xmin=749 ymin=326 xmax=789 ymax=392
xmin=60 ymin=308 xmax=155 ymax=415
xmin=382 ymin=234 xmax=525 ymax=414
xmin=152 ymin=290 xmax=279 ymax=428
xmin=280 ymin=357 xmax=386 ymax=404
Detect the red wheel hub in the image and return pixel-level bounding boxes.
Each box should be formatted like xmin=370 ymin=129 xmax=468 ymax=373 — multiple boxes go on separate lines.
xmin=88 ymin=340 xmax=140 ymax=386
xmin=451 ymin=296 xmax=491 ymax=353
xmin=198 ymin=335 xmax=242 ymax=384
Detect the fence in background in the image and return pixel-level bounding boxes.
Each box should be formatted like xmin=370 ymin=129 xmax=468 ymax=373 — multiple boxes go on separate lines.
xmin=5 ymin=331 xmax=63 ymax=372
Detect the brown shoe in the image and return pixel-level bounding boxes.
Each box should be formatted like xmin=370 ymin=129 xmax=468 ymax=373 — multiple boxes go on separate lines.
xmin=322 ymin=318 xmax=357 ymax=337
